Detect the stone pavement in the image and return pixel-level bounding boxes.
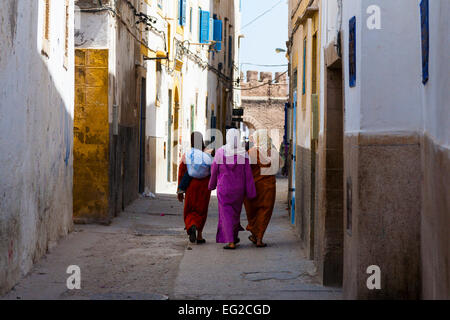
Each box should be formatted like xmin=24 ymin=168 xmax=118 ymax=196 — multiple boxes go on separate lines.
xmin=2 ymin=178 xmax=341 ymax=300
xmin=173 ymin=178 xmax=341 ymax=300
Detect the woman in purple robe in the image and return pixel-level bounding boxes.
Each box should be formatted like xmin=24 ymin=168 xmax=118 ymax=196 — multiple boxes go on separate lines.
xmin=208 ymin=129 xmax=257 ymax=249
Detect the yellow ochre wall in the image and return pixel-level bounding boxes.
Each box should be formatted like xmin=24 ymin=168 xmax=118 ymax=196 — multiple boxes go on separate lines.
xmin=73 ymin=49 xmax=110 ymax=223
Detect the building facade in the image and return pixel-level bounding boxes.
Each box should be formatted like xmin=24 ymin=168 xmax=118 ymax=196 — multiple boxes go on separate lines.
xmin=0 ymin=0 xmax=75 ymax=294
xmin=74 ymin=0 xmax=145 ymax=223
xmin=147 ymin=0 xmax=242 ymax=193
xmin=206 ymin=0 xmax=242 ymax=139
xmin=287 ymin=0 xmax=321 ymax=264
xmin=74 ymin=0 xmax=241 ymax=203
xmin=287 ymin=0 xmax=450 ymax=299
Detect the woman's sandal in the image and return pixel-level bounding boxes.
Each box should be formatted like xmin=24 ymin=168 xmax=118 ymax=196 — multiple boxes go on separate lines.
xmin=188 ymin=226 xmax=197 ymax=244
xmin=196 ymin=239 xmax=206 ymax=244
xmin=223 ymin=244 xmax=236 ymax=250
xmin=248 ymin=235 xmax=257 ymax=245
xmin=256 ymin=243 xmax=267 ymax=248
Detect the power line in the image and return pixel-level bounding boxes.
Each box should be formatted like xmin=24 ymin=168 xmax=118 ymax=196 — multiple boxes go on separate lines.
xmin=241 ymin=0 xmax=284 ymax=31
xmin=241 ymin=63 xmax=288 ymax=67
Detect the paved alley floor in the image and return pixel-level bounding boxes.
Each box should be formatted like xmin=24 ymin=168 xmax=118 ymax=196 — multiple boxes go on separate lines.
xmin=2 ymin=178 xmax=341 ymax=300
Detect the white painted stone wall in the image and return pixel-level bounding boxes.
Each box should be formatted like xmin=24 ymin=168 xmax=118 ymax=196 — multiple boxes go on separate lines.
xmin=342 ymin=0 xmax=424 ymax=134
xmin=341 ymin=0 xmax=362 ymax=133
xmin=0 ymin=0 xmax=74 ymax=294
xmin=421 ymin=0 xmax=450 ymax=148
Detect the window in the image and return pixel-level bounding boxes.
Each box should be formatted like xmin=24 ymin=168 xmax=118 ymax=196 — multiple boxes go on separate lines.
xmin=205 ymin=96 xmax=208 ymax=121
xmin=228 ymin=35 xmax=232 ymax=67
xmin=195 ymin=92 xmax=198 ymax=116
xmin=42 ymin=0 xmax=51 ymax=56
xmin=224 ymin=22 xmax=227 ymax=66
xmin=349 ymin=16 xmax=356 ymax=87
xmin=209 ymin=18 xmax=214 ymax=43
xmin=199 ymin=10 xmax=210 ymax=44
xmin=213 ymin=19 xmax=223 ymax=51
xmin=189 ymin=7 xmax=193 ymax=33
xmin=178 ymin=0 xmax=186 ymax=26
xmin=156 ymin=61 xmax=162 ymax=106
xmin=292 ymin=68 xmax=298 ymax=89
xmin=64 ymin=0 xmax=70 ymax=69
xmin=302 ymin=38 xmax=306 ymax=95
xmin=312 ymin=33 xmax=317 ymax=94
xmin=198 ymin=8 xmax=201 ymax=42
xmin=420 ymin=0 xmax=429 ymax=84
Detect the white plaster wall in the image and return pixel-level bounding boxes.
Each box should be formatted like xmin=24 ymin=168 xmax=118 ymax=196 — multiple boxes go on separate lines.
xmin=342 ymin=0 xmax=426 ymax=134
xmin=181 ymin=56 xmax=209 ymax=147
xmin=421 ymin=0 xmax=450 ymax=148
xmin=179 ymin=0 xmax=211 ymax=144
xmin=74 ymin=11 xmax=108 ymax=48
xmin=341 ymin=0 xmax=362 ymax=133
xmin=360 ymin=0 xmax=422 ymax=133
xmin=0 ymin=0 xmax=74 ymax=294
xmin=325 ymin=0 xmax=339 ymax=45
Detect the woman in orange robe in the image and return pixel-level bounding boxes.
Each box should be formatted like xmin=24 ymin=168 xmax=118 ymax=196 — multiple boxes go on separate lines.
xmin=177 ymin=132 xmax=212 ymax=244
xmin=244 ymin=131 xmax=279 ymax=247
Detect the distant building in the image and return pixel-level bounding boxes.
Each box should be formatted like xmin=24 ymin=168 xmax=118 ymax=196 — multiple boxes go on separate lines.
xmin=240 ymin=70 xmax=288 ymax=148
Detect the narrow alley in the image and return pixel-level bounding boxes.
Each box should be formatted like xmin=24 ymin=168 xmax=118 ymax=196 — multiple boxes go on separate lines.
xmin=1 ymin=0 xmax=449 ymax=304
xmin=2 ymin=178 xmax=340 ymax=300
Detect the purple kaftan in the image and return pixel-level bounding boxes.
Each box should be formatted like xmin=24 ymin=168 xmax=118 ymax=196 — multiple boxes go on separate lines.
xmin=208 ymin=147 xmax=257 ymax=243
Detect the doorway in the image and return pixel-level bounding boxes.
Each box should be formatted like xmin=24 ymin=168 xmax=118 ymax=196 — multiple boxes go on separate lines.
xmin=167 ymin=89 xmax=172 ymax=182
xmin=291 ymin=91 xmax=297 ymax=225
xmin=138 ymin=78 xmax=146 ymax=194
xmin=322 ymin=55 xmax=344 ymax=286
xmin=172 ymin=88 xmax=180 ymax=182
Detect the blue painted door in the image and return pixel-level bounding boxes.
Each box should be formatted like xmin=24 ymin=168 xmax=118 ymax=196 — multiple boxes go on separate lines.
xmin=291 ymin=91 xmax=297 ymax=225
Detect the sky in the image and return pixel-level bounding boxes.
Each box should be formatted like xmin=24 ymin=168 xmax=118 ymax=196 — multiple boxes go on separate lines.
xmin=239 ymin=0 xmax=288 ymax=80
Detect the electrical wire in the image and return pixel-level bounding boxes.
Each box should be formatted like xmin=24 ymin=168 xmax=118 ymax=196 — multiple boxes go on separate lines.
xmin=241 ymin=63 xmax=288 ymax=67
xmin=80 ymin=1 xmax=236 ymax=88
xmin=240 ymin=0 xmax=284 ymax=31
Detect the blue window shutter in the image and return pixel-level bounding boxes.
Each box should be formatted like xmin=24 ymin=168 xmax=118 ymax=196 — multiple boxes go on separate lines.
xmin=349 ymin=16 xmax=357 ymax=87
xmin=213 ymin=20 xmax=223 ymax=41
xmin=199 ymin=10 xmax=210 ymax=43
xmin=213 ymin=19 xmax=223 ymax=51
xmin=420 ymin=0 xmax=429 ymax=84
xmin=179 ymin=0 xmax=187 ymax=26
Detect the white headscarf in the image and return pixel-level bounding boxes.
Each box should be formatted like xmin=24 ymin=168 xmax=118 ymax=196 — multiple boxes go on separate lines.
xmin=223 ymin=128 xmax=247 ymax=157
xmin=252 ymin=130 xmax=272 ymax=152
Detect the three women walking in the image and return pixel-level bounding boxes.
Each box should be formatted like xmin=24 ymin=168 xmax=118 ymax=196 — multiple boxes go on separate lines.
xmin=178 ymin=129 xmax=278 ymax=249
